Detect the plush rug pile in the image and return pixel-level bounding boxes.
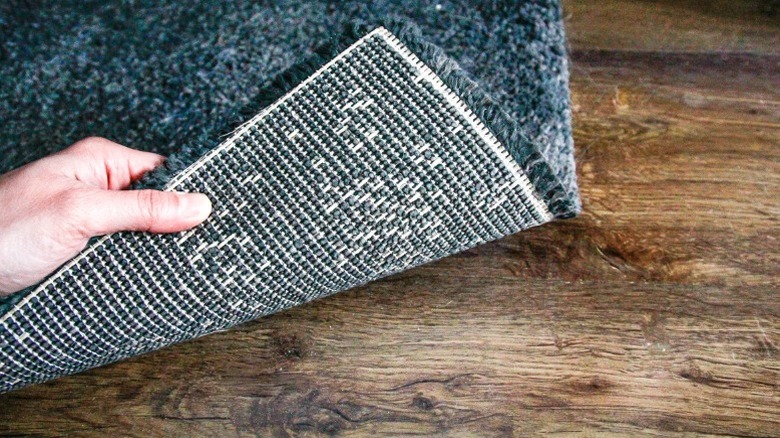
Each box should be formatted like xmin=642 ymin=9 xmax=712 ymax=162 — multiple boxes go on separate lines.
xmin=0 ymin=1 xmax=580 ymax=392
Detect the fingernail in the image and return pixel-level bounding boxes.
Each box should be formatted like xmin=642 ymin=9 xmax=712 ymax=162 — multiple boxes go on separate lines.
xmin=177 ymin=192 xmax=212 ymax=221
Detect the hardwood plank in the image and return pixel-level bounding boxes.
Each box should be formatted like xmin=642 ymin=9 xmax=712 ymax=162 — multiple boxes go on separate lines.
xmin=0 ymin=277 xmax=777 ymax=436
xmin=563 ymin=0 xmax=780 ymax=53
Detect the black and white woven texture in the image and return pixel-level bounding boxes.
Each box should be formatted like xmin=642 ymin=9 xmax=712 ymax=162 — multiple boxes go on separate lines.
xmin=0 ymin=24 xmax=573 ymax=392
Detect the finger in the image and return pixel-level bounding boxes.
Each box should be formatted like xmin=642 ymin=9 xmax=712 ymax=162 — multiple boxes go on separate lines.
xmin=61 ymin=137 xmax=166 ymax=190
xmin=78 ymin=189 xmax=212 ymax=235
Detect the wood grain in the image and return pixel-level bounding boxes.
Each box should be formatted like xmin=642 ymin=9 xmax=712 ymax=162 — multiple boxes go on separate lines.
xmin=1 ymin=1 xmax=778 ymax=436
xmin=1 ymin=278 xmax=777 ymax=436
xmin=564 ymin=0 xmax=780 ymax=54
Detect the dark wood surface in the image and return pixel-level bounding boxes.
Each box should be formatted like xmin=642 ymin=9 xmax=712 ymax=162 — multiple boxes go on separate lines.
xmin=1 ymin=1 xmax=778 ymax=436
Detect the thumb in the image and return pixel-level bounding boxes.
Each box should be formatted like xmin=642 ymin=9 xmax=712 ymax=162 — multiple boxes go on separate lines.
xmin=82 ymin=189 xmax=212 ymax=235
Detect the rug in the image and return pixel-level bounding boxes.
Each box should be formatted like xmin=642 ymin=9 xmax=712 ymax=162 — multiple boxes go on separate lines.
xmin=0 ymin=2 xmax=580 ymax=393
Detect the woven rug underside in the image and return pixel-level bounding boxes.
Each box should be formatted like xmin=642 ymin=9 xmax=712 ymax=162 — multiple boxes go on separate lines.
xmin=0 ymin=26 xmax=567 ymax=393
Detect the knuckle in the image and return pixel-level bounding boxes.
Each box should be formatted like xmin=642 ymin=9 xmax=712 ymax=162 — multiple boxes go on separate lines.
xmin=55 ymin=189 xmax=90 ymax=235
xmin=66 ymin=137 xmax=108 ymax=154
xmin=137 ymin=190 xmax=172 ymax=230
xmin=55 ymin=189 xmax=83 ymax=216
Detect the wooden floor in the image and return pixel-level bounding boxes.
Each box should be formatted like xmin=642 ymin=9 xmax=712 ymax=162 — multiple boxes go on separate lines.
xmin=1 ymin=1 xmax=778 ymax=436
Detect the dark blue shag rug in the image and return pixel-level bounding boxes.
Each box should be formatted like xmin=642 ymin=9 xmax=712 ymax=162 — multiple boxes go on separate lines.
xmin=0 ymin=0 xmax=578 ymax=203
xmin=0 ymin=1 xmax=580 ymax=392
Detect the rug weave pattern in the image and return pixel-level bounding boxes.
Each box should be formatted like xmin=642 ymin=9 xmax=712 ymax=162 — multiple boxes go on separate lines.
xmin=0 ymin=28 xmax=550 ymax=392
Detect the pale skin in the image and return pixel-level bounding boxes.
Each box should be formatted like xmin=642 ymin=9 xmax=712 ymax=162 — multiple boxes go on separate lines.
xmin=0 ymin=137 xmax=212 ymax=296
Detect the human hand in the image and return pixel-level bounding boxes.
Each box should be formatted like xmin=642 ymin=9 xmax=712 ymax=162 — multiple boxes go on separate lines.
xmin=0 ymin=137 xmax=212 ymax=296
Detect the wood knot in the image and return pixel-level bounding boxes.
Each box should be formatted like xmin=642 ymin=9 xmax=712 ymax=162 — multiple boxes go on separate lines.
xmin=318 ymin=418 xmax=344 ymax=436
xmin=273 ymin=332 xmax=307 ymax=360
xmin=571 ymin=376 xmax=614 ymax=393
xmin=679 ymin=363 xmax=714 ymax=385
xmin=411 ymin=395 xmax=434 ymax=411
